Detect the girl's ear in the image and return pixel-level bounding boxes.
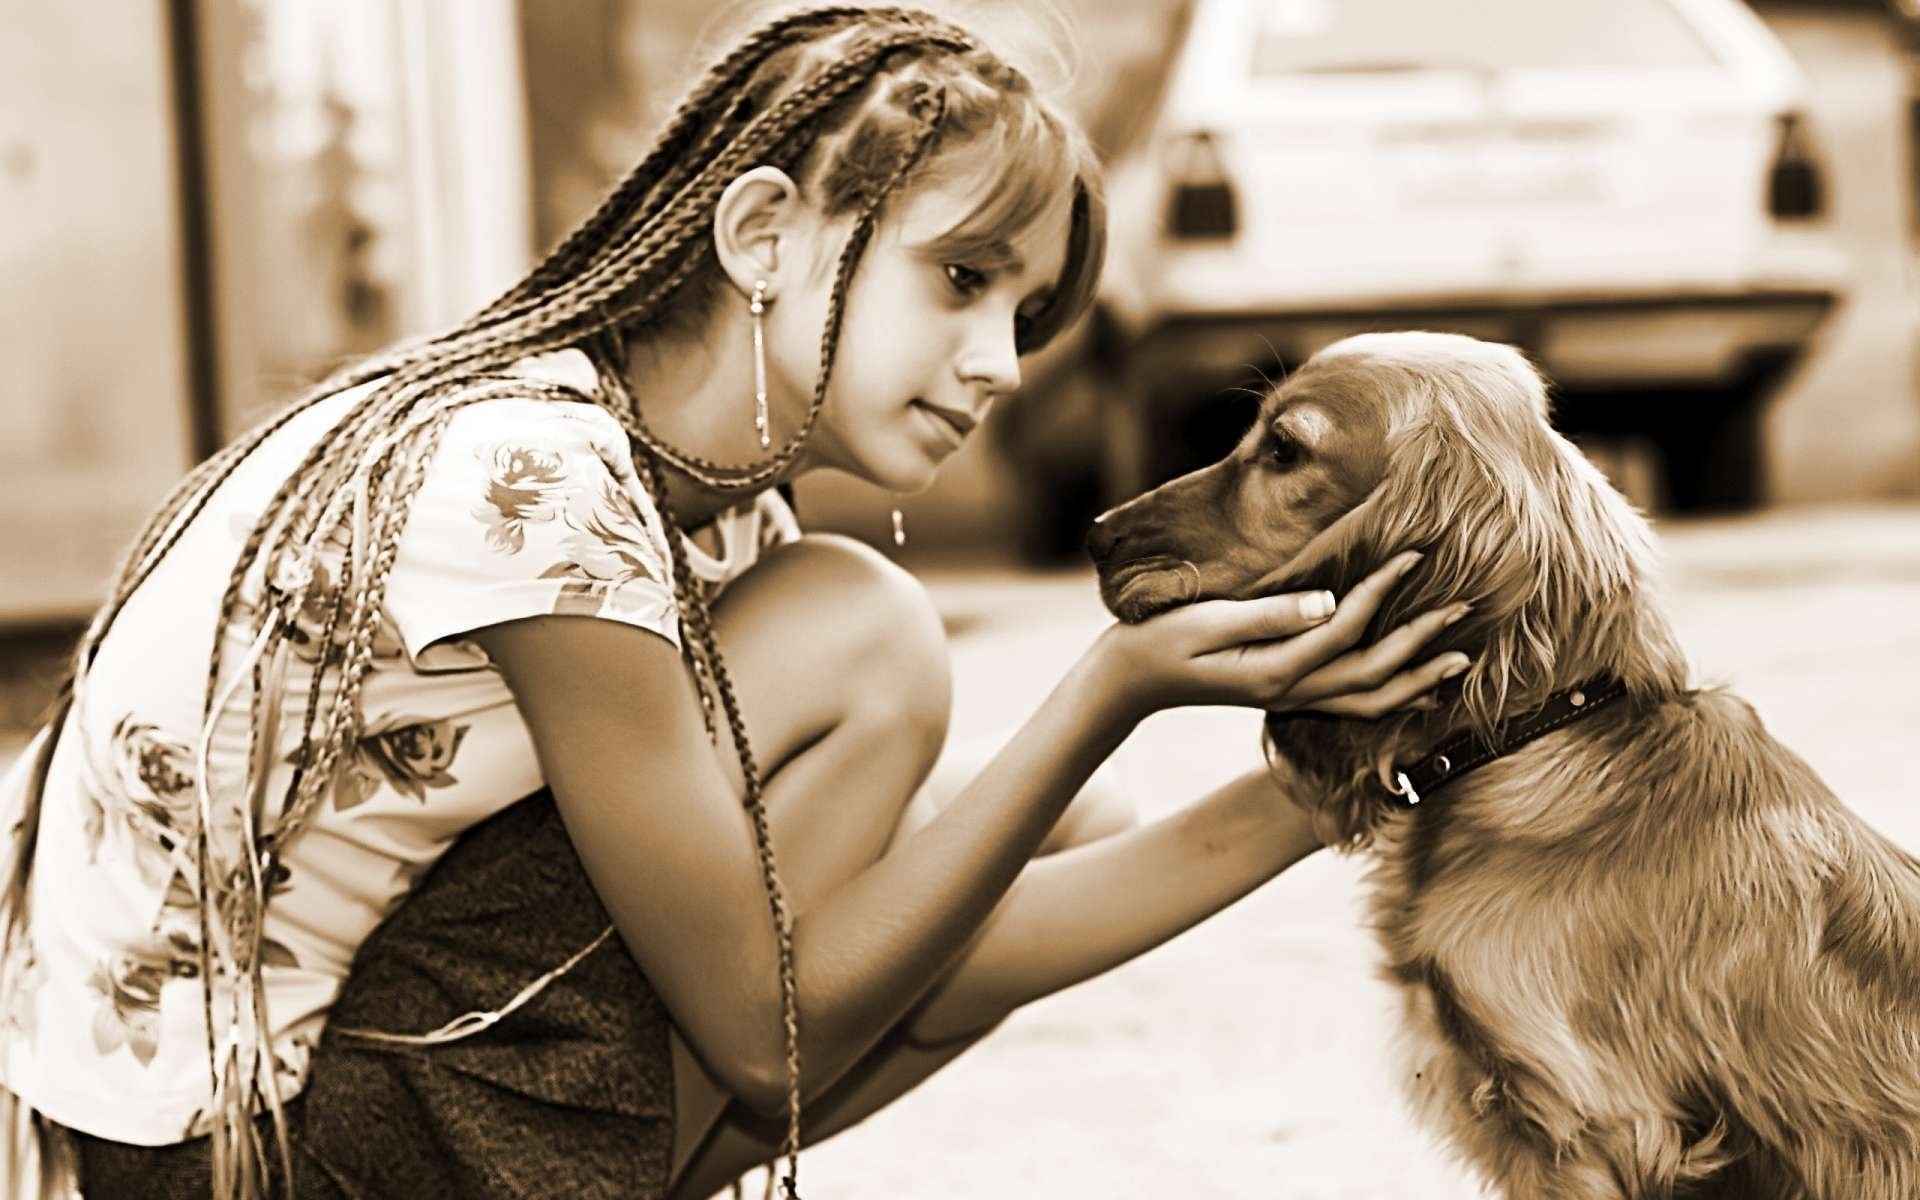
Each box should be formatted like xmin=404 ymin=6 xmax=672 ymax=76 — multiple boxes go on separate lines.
xmin=712 ymin=165 xmax=805 ymax=299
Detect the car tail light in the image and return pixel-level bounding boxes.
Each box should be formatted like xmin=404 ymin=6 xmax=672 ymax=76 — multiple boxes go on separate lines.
xmin=1768 ymin=112 xmax=1824 ymax=220
xmin=1164 ymin=130 xmax=1238 ymax=239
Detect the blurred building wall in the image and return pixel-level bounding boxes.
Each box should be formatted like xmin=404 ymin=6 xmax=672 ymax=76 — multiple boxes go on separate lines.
xmin=0 ymin=1 xmax=537 ymax=626
xmin=1761 ymin=6 xmax=1920 ymax=503
xmin=196 ymin=0 xmax=534 ymax=435
xmin=0 ymin=1 xmax=195 ymax=622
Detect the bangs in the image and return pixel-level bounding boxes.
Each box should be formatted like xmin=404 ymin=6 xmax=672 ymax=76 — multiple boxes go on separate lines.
xmin=919 ymin=103 xmax=1107 ymax=354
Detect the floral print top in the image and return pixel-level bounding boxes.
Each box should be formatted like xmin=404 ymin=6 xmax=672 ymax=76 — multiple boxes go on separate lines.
xmin=0 ymin=350 xmax=798 ymax=1144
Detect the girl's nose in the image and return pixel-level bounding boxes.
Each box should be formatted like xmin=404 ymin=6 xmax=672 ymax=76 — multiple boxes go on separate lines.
xmin=958 ymin=331 xmax=1021 ymax=398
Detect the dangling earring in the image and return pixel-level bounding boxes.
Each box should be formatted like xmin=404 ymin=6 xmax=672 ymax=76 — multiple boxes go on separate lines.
xmin=749 ymin=279 xmax=772 ymax=449
xmin=890 ymin=498 xmax=907 ymax=548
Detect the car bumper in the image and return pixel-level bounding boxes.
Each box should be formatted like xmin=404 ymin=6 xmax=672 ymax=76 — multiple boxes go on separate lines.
xmin=1127 ymin=288 xmax=1840 ymax=392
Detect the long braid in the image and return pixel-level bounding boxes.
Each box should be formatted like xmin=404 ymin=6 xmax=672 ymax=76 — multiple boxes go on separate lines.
xmin=628 ymin=436 xmax=811 ymax=1191
xmin=13 ymin=378 xmax=405 ymax=1139
xmin=584 ymin=73 xmax=950 ymax=1198
xmin=11 ymin=10 xmax=1088 ymax=1198
xmin=203 ymin=381 xmax=404 ymax=714
xmin=202 ymin=381 xmax=509 ymax=1192
xmin=191 ymin=377 xmax=551 ymax=1192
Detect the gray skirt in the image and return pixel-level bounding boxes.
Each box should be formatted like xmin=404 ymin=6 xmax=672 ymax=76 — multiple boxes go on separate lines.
xmin=70 ymin=790 xmax=676 ymax=1199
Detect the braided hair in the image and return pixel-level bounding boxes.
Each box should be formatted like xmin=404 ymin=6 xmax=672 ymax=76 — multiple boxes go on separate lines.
xmin=4 ymin=6 xmax=1106 ymax=1197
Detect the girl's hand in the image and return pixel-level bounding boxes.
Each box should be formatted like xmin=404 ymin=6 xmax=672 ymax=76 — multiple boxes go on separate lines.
xmin=1088 ymin=551 xmax=1470 ymax=724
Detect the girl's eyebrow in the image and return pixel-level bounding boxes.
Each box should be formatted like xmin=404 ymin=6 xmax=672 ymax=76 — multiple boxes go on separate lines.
xmin=970 ymin=239 xmax=1024 ymax=273
xmin=917 ymin=233 xmax=1024 ymax=274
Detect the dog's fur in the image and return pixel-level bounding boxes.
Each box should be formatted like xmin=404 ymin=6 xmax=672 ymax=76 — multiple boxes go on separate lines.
xmin=1088 ymin=332 xmax=1920 ymax=1199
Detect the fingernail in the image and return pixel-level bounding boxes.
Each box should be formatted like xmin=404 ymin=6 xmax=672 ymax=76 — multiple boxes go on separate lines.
xmin=1302 ymin=590 xmax=1336 ymax=620
xmin=1396 ymin=551 xmax=1424 ymax=575
xmin=1440 ymin=655 xmax=1471 ymax=679
xmin=1443 ymin=603 xmax=1473 ymax=626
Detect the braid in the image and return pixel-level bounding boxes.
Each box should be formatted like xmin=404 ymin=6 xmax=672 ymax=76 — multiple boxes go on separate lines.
xmin=590 ymin=34 xmax=966 ymax=1191
xmin=203 ymin=382 xmax=399 ymax=713
xmin=473 ymin=7 xmax=886 ymax=327
xmin=627 ymin=438 xmax=806 ymax=1190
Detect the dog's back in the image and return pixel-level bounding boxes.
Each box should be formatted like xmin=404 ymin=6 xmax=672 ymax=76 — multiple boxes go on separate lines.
xmin=1650 ymin=689 xmax=1920 ymax=1195
xmin=1369 ymin=683 xmax=1920 ymax=1197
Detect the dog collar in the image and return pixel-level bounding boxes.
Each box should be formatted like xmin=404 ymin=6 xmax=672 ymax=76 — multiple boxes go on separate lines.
xmin=1382 ymin=677 xmax=1630 ymax=809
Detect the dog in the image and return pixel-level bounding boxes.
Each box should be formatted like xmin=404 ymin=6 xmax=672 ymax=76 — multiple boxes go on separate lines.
xmin=1086 ymin=331 xmax=1920 ymax=1199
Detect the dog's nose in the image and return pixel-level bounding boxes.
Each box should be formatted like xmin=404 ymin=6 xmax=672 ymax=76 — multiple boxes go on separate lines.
xmin=1086 ymin=512 xmax=1118 ymax=562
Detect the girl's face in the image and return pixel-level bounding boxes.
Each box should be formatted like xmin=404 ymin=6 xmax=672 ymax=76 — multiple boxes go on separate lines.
xmin=770 ymin=165 xmax=1075 ymax=493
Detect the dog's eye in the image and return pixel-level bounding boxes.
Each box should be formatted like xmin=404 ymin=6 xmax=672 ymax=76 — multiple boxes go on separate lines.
xmin=1269 ymin=433 xmax=1305 ymax=471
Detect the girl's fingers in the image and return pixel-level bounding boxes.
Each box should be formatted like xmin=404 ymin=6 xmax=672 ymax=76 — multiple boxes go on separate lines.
xmin=1277 ymin=550 xmax=1424 ymax=660
xmin=1303 ymin=652 xmax=1472 ymax=719
xmin=1243 ymin=550 xmax=1424 ymax=680
xmin=1229 ymin=588 xmax=1341 ymax=641
xmin=1153 ymin=551 xmax=1423 ymax=658
xmin=1112 ymin=550 xmax=1435 ymax=712
xmin=1291 ymin=602 xmax=1471 ymax=697
xmin=1148 ymin=587 xmax=1339 ymax=656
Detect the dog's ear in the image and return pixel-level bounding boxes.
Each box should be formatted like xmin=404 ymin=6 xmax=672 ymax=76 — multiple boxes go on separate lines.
xmin=1275 ymin=352 xmax=1678 ymax=739
xmin=1259 ymin=342 xmax=1687 ymax=850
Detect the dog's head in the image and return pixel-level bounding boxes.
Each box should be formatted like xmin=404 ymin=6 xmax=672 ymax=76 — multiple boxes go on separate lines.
xmin=1089 ymin=331 xmax=1686 ymax=845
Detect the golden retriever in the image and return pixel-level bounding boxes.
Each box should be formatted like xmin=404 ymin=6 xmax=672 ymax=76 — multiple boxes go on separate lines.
xmin=1087 ymin=331 xmax=1920 ymax=1199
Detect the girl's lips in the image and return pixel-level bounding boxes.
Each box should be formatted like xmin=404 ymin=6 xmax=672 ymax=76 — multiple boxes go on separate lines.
xmin=911 ymin=400 xmax=971 ymax=451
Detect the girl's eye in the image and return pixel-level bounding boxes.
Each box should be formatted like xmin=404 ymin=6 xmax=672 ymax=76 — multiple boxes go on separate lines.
xmin=944 ymin=263 xmax=988 ymax=296
xmin=1270 ymin=434 xmax=1304 ymax=471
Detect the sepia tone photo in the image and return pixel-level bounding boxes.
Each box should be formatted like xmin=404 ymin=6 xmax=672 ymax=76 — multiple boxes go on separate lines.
xmin=2 ymin=1 xmax=1917 ymax=1196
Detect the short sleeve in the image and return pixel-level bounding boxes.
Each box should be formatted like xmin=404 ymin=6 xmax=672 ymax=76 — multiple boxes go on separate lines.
xmin=385 ymin=398 xmax=681 ymax=668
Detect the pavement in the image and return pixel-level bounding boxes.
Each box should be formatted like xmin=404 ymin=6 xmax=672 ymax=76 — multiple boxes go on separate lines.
xmin=791 ymin=502 xmax=1920 ymax=1200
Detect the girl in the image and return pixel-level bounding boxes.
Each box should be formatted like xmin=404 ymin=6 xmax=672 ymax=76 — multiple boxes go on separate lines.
xmin=0 ymin=6 xmax=1469 ymax=1198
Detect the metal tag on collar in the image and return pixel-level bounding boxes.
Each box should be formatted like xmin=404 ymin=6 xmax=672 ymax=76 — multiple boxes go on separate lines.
xmin=1388 ymin=770 xmax=1420 ymax=807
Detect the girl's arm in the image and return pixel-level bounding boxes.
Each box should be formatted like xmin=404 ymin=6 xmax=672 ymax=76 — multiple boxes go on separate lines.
xmin=478 ymin=613 xmax=1134 ymax=1116
xmin=473 ymin=552 xmax=1448 ymax=1115
xmin=898 ymin=766 xmax=1321 ymax=1045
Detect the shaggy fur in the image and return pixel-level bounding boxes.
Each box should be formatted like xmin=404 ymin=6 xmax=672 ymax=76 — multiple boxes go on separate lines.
xmin=1088 ymin=331 xmax=1920 ymax=1199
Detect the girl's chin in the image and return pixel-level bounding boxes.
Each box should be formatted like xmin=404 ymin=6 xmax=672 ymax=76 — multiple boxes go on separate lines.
xmin=792 ymin=439 xmax=936 ymax=494
xmin=844 ymin=448 xmax=943 ymax=495
xmin=870 ymin=467 xmax=940 ymax=496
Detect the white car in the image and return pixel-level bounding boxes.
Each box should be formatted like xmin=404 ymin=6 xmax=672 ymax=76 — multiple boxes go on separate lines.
xmin=1094 ymin=0 xmax=1848 ymax=510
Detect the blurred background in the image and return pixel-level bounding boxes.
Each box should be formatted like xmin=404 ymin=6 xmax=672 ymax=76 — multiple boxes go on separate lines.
xmin=3 ymin=1 xmax=1918 ymax=1195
